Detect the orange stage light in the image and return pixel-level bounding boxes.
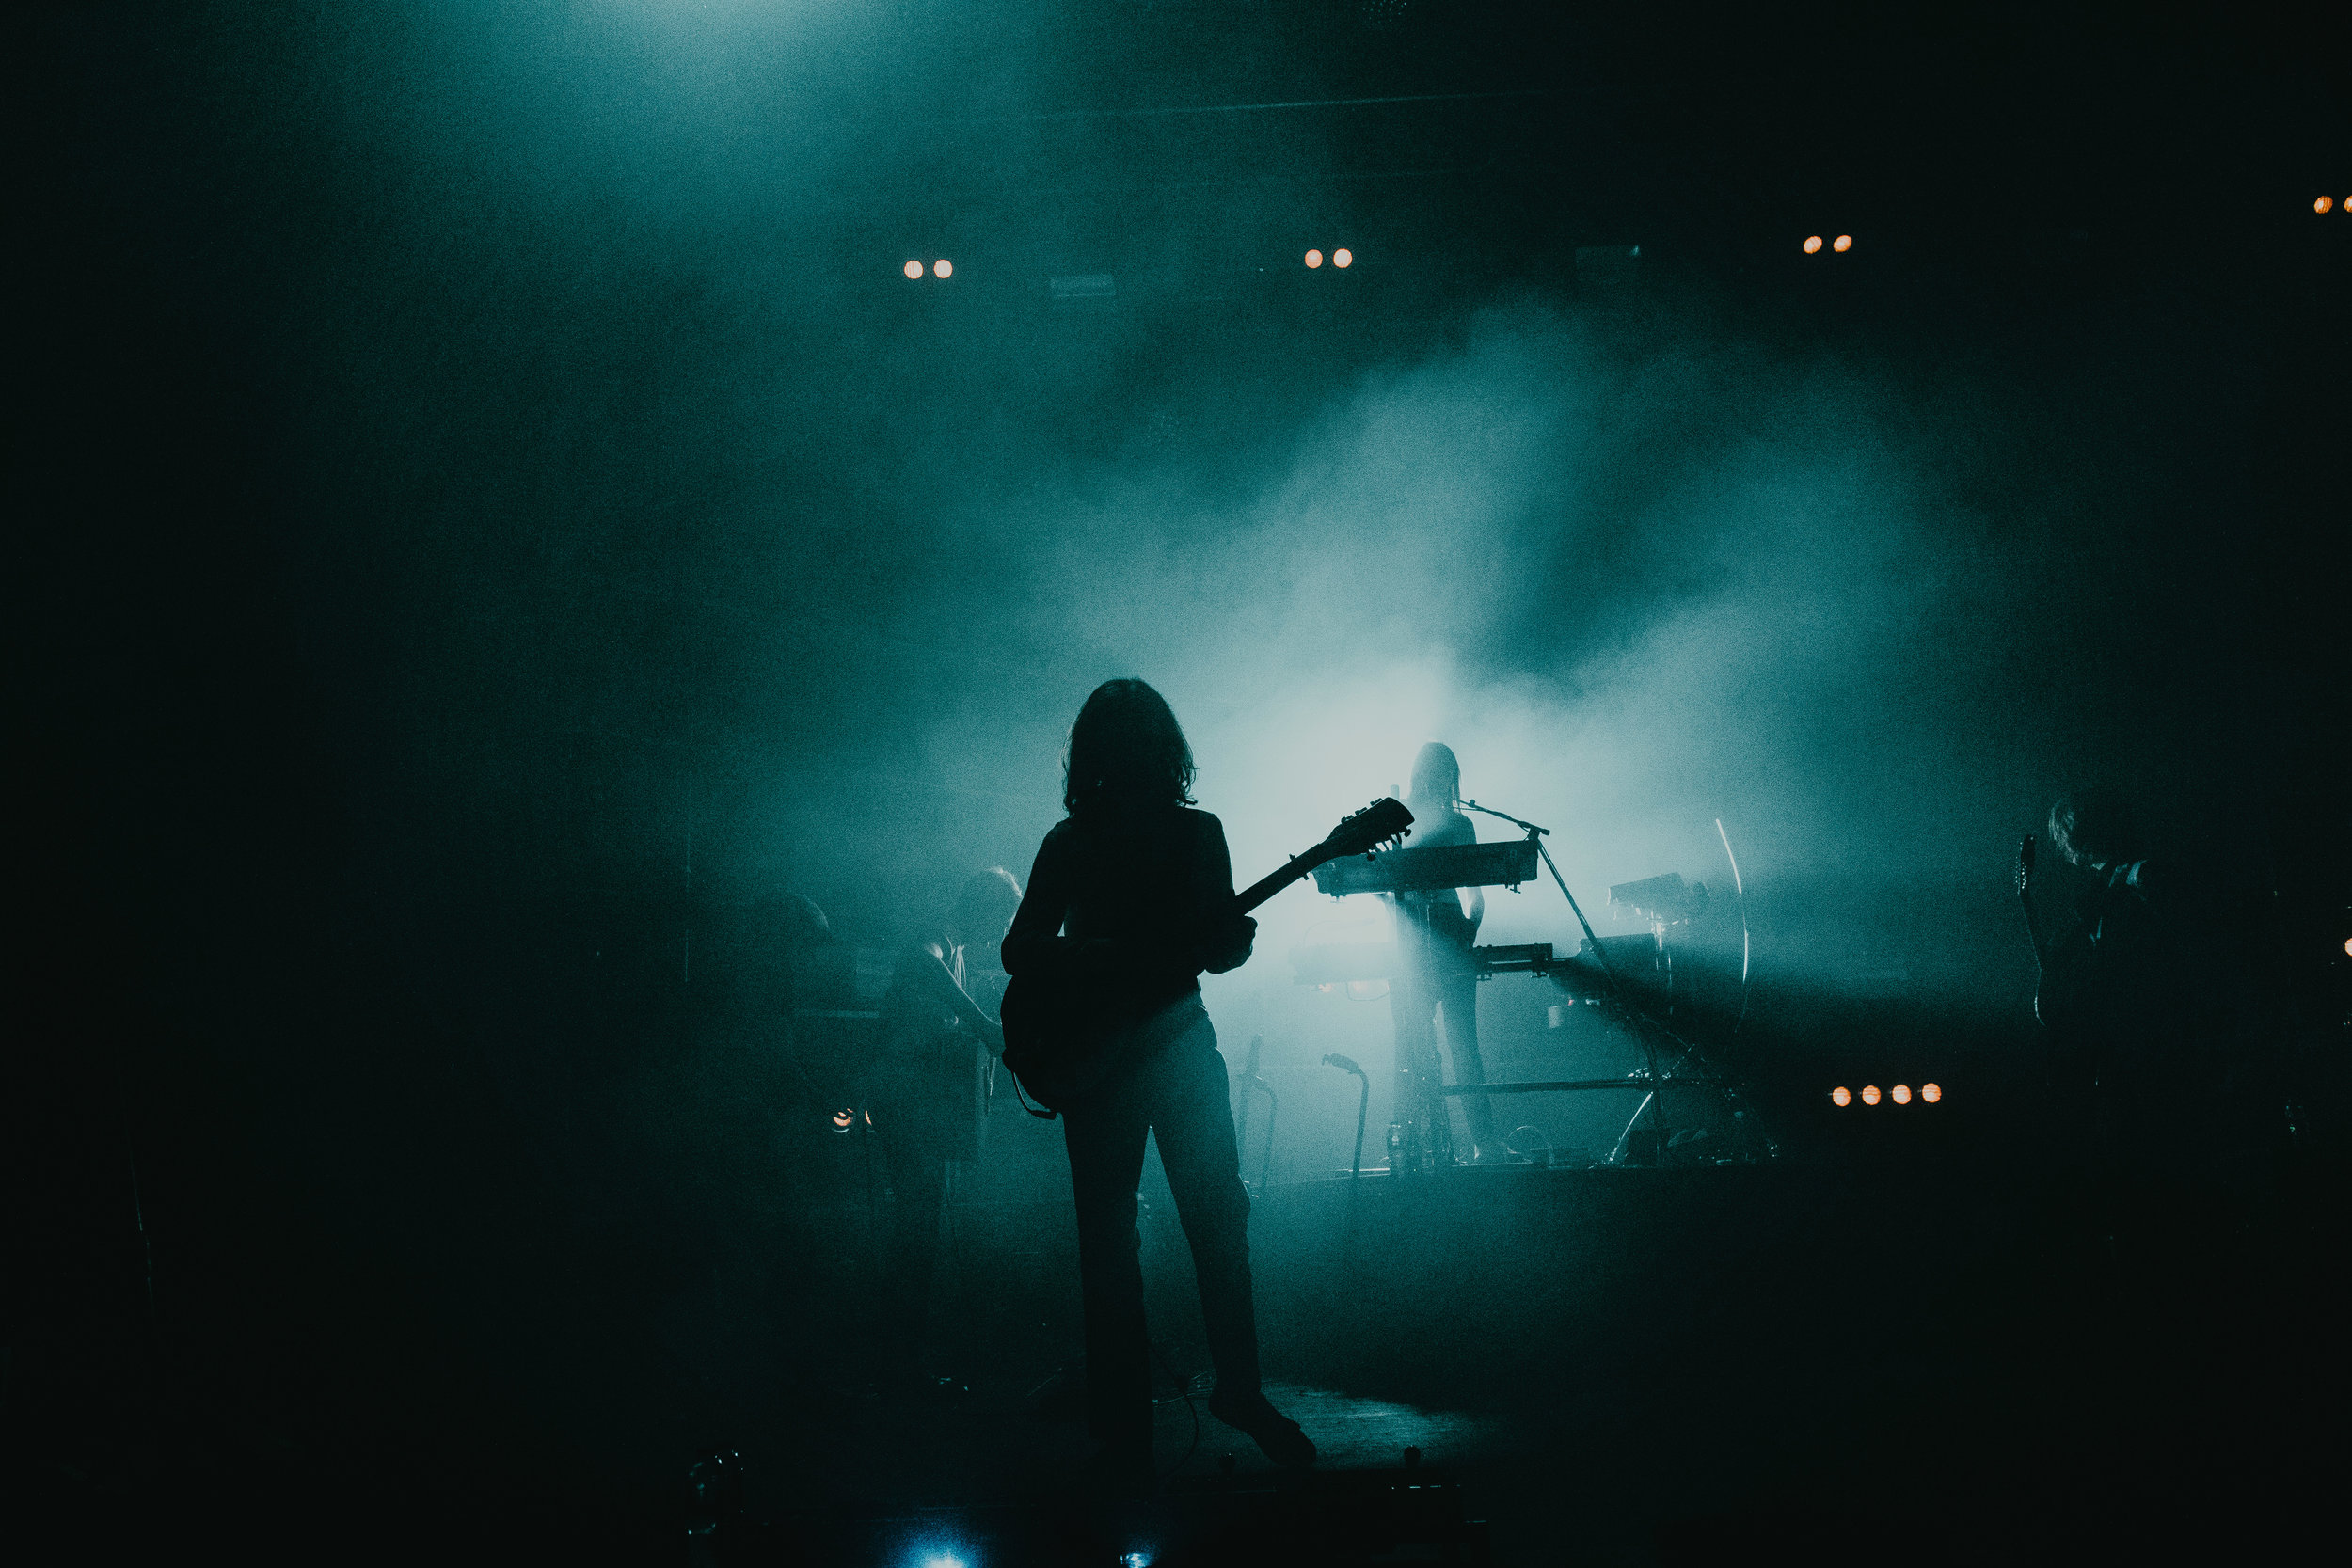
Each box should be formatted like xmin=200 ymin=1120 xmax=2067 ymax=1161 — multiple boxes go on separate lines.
xmin=1860 ymin=1085 xmax=1882 ymax=1105
xmin=932 ymin=259 xmax=952 ymax=277
xmin=1305 ymin=249 xmax=1324 ymax=268
xmin=2318 ymin=197 xmax=2335 ymax=214
xmin=1333 ymin=248 xmax=1354 ymax=268
xmin=1833 ymin=234 xmax=1853 ymax=252
xmin=1922 ymin=1083 xmax=1943 ymax=1103
xmin=1804 ymin=235 xmax=1824 ymax=254
xmin=1891 ymin=1084 xmax=1912 ymax=1104
xmin=903 ymin=260 xmax=923 ymax=279
xmin=1831 ymin=1086 xmax=1852 ymax=1107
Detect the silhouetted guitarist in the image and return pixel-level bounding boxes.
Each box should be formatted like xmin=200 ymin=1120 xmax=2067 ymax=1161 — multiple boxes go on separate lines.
xmin=1001 ymin=678 xmax=1315 ymax=1488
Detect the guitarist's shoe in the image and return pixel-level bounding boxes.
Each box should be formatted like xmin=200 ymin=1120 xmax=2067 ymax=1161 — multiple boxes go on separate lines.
xmin=1206 ymin=1388 xmax=1317 ymax=1469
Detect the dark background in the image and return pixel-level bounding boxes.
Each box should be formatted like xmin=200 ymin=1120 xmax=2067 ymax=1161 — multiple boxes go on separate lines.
xmin=11 ymin=1 xmax=2347 ymax=1558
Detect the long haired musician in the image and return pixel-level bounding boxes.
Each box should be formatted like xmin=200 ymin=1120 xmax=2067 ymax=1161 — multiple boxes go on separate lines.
xmin=1390 ymin=741 xmax=1501 ymax=1164
xmin=1001 ymin=678 xmax=1315 ymax=1486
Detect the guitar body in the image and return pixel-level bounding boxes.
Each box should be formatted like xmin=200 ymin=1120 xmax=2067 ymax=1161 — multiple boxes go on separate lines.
xmin=997 ymin=973 xmax=1115 ymax=1111
xmin=1000 ymin=798 xmax=1414 ymax=1117
xmin=999 ymin=975 xmax=1213 ymax=1110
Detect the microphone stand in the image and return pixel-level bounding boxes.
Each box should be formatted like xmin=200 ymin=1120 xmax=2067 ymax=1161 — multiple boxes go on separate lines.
xmin=1324 ymin=1053 xmax=1372 ymax=1267
xmin=1456 ymin=798 xmax=1674 ymax=1165
xmin=1322 ymin=1053 xmax=1372 ymax=1180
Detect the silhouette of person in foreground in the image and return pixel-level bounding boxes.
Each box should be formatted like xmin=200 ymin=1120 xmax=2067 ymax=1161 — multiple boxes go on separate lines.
xmin=1388 ymin=742 xmax=1501 ymax=1164
xmin=1002 ymin=678 xmax=1315 ymax=1487
xmin=871 ymin=868 xmax=1024 ymax=1378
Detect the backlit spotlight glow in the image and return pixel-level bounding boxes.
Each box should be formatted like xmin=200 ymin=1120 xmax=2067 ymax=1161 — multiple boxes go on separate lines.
xmin=1333 ymin=247 xmax=1353 ymax=268
xmin=1831 ymin=1086 xmax=1852 ymax=1107
xmin=902 ymin=260 xmax=923 ymax=279
xmin=1891 ymin=1084 xmax=1913 ymax=1104
xmin=932 ymin=259 xmax=952 ymax=277
xmin=1804 ymin=235 xmax=1824 ymax=254
xmin=1305 ymin=249 xmax=1324 ymax=268
xmin=920 ymin=1556 xmax=965 ymax=1568
xmin=1860 ymin=1085 xmax=1882 ymax=1105
xmin=2318 ymin=196 xmax=2336 ymax=214
xmin=1833 ymin=233 xmax=1853 ymax=251
xmin=1120 ymin=1554 xmax=1153 ymax=1568
xmin=1921 ymin=1083 xmax=1943 ymax=1103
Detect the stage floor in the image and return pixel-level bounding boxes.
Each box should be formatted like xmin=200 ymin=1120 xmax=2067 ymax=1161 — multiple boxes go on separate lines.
xmin=749 ymin=1158 xmax=2346 ymax=1564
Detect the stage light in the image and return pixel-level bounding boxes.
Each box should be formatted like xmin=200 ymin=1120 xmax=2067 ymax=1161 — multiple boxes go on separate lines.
xmin=1860 ymin=1085 xmax=1882 ymax=1105
xmin=903 ymin=260 xmax=923 ymax=279
xmin=1921 ymin=1083 xmax=1942 ymax=1103
xmin=2318 ymin=197 xmax=2335 ymax=214
xmin=932 ymin=259 xmax=952 ymax=278
xmin=1833 ymin=233 xmax=1853 ymax=252
xmin=1831 ymin=1086 xmax=1852 ymax=1107
xmin=1804 ymin=235 xmax=1823 ymax=254
xmin=1333 ymin=247 xmax=1353 ymax=268
xmin=1120 ymin=1555 xmax=1153 ymax=1568
xmin=831 ymin=1108 xmax=854 ymax=1132
xmin=1305 ymin=249 xmax=1324 ymax=268
xmin=1891 ymin=1084 xmax=1912 ymax=1104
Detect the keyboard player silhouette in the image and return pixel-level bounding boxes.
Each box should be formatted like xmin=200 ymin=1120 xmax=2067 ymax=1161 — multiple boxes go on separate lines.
xmin=1387 ymin=743 xmax=1499 ymax=1166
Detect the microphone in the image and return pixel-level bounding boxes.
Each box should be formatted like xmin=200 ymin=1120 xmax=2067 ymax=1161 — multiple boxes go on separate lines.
xmin=1322 ymin=1053 xmax=1366 ymax=1079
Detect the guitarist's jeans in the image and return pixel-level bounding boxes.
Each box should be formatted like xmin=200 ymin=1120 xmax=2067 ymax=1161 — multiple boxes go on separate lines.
xmin=1062 ymin=1004 xmax=1260 ymax=1454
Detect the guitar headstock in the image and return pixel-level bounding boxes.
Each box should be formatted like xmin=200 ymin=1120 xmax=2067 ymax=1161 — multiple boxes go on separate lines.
xmin=1320 ymin=797 xmax=1413 ymax=863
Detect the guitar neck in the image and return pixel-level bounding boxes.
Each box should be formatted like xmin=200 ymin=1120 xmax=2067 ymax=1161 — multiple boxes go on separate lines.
xmin=1233 ymin=849 xmax=1334 ymax=916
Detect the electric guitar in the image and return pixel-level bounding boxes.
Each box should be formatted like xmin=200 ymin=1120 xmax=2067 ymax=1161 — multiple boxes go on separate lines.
xmin=1000 ymin=798 xmax=1414 ymax=1113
